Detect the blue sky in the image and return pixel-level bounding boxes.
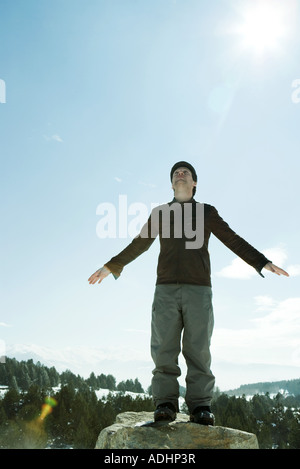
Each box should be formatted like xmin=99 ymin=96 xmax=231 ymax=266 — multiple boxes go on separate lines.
xmin=1 ymin=0 xmax=300 ymax=391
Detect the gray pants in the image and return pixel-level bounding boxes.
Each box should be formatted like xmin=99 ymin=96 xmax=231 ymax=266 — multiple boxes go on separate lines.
xmin=151 ymin=284 xmax=215 ymax=413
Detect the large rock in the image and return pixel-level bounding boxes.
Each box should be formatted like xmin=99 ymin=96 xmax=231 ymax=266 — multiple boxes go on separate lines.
xmin=95 ymin=411 xmax=259 ymax=450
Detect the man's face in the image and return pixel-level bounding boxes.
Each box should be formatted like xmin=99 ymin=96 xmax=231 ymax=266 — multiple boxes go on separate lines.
xmin=171 ymin=167 xmax=197 ymax=193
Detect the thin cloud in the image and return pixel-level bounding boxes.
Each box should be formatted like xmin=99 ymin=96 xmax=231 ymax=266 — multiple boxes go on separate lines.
xmin=114 ymin=177 xmax=122 ymax=183
xmin=52 ymin=134 xmax=63 ymax=143
xmin=212 ymin=297 xmax=300 ymax=367
xmin=286 ymin=264 xmax=300 ymax=277
xmin=138 ymin=181 xmax=156 ymax=188
xmin=43 ymin=134 xmax=63 ymax=143
xmin=216 ymin=244 xmax=289 ymax=279
xmin=216 ymin=257 xmax=254 ymax=279
xmin=254 ymin=295 xmax=278 ymax=312
xmin=262 ymin=245 xmax=288 ymax=266
xmin=0 ymin=322 xmax=11 ymax=327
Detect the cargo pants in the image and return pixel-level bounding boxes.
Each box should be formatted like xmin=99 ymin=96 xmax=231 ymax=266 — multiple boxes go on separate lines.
xmin=151 ymin=284 xmax=215 ymax=413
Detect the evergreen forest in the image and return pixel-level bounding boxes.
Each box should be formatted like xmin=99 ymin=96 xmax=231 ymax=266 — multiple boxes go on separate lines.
xmin=1 ymin=357 xmax=300 ymax=449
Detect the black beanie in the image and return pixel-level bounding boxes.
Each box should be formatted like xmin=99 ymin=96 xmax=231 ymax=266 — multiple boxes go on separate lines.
xmin=170 ymin=161 xmax=197 ymax=182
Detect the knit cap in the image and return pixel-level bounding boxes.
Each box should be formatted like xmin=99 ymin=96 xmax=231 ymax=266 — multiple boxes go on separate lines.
xmin=170 ymin=161 xmax=197 ymax=182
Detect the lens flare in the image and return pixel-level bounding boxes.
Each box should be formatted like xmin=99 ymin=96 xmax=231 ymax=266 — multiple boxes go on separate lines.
xmin=23 ymin=396 xmax=58 ymax=449
xmin=39 ymin=396 xmax=58 ymax=421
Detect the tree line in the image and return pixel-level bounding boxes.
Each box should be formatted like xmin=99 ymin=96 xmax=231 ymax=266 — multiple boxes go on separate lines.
xmin=0 ymin=384 xmax=154 ymax=449
xmin=1 ymin=383 xmax=300 ymax=449
xmin=1 ymin=358 xmax=300 ymax=449
xmin=211 ymin=390 xmax=300 ymax=449
xmin=0 ymin=357 xmax=150 ymax=449
xmin=0 ymin=357 xmax=145 ymax=393
xmin=226 ymin=379 xmax=300 ymax=397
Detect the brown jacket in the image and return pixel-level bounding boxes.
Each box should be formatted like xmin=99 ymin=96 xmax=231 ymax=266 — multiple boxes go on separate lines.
xmin=105 ymin=198 xmax=271 ymax=287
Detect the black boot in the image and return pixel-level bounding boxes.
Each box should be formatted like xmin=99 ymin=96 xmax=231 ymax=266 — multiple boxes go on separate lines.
xmin=190 ymin=406 xmax=215 ymax=426
xmin=154 ymin=402 xmax=177 ymax=422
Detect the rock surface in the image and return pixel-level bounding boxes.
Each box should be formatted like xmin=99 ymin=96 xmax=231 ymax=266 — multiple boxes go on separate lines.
xmin=95 ymin=411 xmax=259 ymax=449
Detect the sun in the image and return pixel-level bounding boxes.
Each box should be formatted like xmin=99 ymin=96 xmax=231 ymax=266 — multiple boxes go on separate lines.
xmin=233 ymin=0 xmax=291 ymax=56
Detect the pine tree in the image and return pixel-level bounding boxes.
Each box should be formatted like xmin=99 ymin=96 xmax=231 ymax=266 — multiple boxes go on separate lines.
xmin=86 ymin=372 xmax=98 ymax=390
xmin=38 ymin=368 xmax=51 ymax=389
xmin=116 ymin=381 xmax=126 ymax=392
xmin=74 ymin=417 xmax=92 ymax=449
xmin=289 ymin=412 xmax=300 ymax=449
xmin=0 ymin=405 xmax=7 ymax=425
xmin=133 ymin=378 xmax=144 ymax=393
xmin=9 ymin=375 xmax=19 ymax=392
xmin=97 ymin=373 xmax=108 ymax=389
xmin=106 ymin=374 xmax=116 ymax=390
xmin=2 ymin=388 xmax=20 ymax=419
xmin=48 ymin=366 xmax=60 ymax=387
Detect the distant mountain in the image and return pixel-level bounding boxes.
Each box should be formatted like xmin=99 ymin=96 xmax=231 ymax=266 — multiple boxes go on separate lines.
xmin=225 ymin=378 xmax=300 ymax=397
xmin=4 ymin=343 xmax=152 ymax=389
xmin=5 ymin=343 xmax=300 ymax=399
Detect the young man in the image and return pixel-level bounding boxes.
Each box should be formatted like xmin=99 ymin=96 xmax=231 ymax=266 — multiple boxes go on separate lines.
xmin=88 ymin=161 xmax=289 ymax=425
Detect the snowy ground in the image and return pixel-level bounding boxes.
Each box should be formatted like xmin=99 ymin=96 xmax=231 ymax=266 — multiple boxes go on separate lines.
xmin=0 ymin=384 xmax=186 ymax=412
xmin=95 ymin=388 xmax=186 ymax=411
xmin=0 ymin=386 xmax=8 ymax=399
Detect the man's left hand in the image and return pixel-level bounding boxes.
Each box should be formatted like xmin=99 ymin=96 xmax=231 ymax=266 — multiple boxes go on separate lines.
xmin=264 ymin=262 xmax=289 ymax=277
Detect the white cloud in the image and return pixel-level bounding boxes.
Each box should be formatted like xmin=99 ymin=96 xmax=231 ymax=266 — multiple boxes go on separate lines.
xmin=216 ymin=244 xmax=289 ymax=279
xmin=262 ymin=245 xmax=288 ymax=266
xmin=212 ymin=297 xmax=300 ymax=367
xmin=52 ymin=134 xmax=63 ymax=143
xmin=114 ymin=177 xmax=122 ymax=183
xmin=253 ymin=295 xmax=278 ymax=311
xmin=216 ymin=257 xmax=255 ymax=279
xmin=43 ymin=134 xmax=63 ymax=143
xmin=0 ymin=322 xmax=11 ymax=327
xmin=286 ymin=264 xmax=300 ymax=277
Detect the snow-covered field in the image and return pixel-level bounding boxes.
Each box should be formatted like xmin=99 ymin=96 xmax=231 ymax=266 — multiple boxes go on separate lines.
xmin=0 ymin=384 xmax=186 ymax=412
xmin=0 ymin=386 xmax=8 ymax=399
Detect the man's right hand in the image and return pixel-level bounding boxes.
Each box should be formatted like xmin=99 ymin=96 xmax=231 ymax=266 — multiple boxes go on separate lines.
xmin=88 ymin=266 xmax=111 ymax=284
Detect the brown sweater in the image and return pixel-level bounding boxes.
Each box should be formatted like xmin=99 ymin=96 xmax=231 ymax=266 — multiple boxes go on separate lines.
xmin=105 ymin=198 xmax=271 ymax=287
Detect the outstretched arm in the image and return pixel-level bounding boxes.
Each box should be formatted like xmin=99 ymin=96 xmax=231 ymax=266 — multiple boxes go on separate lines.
xmin=263 ymin=262 xmax=289 ymax=277
xmin=88 ymin=266 xmax=111 ymax=284
xmin=209 ymin=206 xmax=289 ymax=278
xmin=88 ymin=209 xmax=158 ymax=285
